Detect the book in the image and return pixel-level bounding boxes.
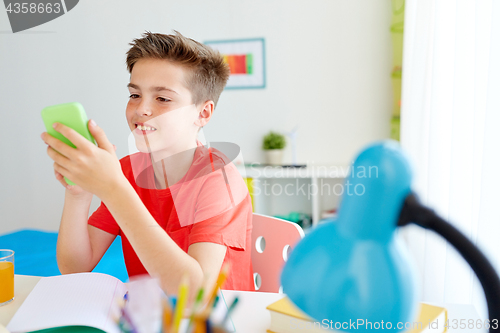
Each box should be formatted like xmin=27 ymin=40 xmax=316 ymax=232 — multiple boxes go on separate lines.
xmin=7 ymin=273 xmax=129 ymax=333
xmin=266 ymin=297 xmax=447 ymax=333
xmin=6 ymin=273 xmax=232 ymax=333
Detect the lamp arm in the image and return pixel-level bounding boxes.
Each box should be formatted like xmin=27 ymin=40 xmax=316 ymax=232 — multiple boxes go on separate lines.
xmin=398 ymin=193 xmax=500 ymax=331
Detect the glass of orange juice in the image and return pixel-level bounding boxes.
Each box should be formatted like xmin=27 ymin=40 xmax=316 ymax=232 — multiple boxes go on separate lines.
xmin=0 ymin=250 xmax=14 ymax=306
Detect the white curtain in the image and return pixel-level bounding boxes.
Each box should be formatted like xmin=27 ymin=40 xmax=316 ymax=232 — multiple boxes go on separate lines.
xmin=400 ymin=0 xmax=500 ymax=319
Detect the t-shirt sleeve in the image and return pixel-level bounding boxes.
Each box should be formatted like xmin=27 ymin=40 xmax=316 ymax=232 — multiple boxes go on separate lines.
xmin=188 ymin=163 xmax=251 ymax=250
xmin=88 ymin=201 xmax=121 ymax=236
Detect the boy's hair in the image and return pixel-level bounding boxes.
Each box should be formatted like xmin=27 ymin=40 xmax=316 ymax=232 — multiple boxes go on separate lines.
xmin=126 ymin=31 xmax=230 ymax=108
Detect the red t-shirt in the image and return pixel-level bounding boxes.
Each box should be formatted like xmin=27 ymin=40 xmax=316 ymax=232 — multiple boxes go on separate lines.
xmin=88 ymin=141 xmax=254 ymax=291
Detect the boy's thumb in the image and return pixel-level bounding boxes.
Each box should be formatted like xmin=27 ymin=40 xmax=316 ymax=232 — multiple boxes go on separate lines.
xmin=89 ymin=119 xmax=114 ymax=153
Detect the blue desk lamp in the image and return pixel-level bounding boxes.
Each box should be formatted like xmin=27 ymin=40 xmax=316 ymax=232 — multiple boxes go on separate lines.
xmin=281 ymin=140 xmax=500 ymax=332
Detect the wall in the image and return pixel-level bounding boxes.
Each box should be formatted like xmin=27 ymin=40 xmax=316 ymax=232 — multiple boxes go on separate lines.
xmin=0 ymin=0 xmax=392 ymax=234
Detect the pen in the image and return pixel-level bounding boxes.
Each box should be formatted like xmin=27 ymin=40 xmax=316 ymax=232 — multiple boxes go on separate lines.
xmin=193 ymin=316 xmax=206 ymax=333
xmin=186 ymin=286 xmax=205 ymax=333
xmin=221 ymin=296 xmax=239 ymax=327
xmin=197 ymin=264 xmax=230 ymax=323
xmin=161 ymin=297 xmax=173 ymax=333
xmin=117 ymin=318 xmax=132 ymax=333
xmin=205 ymin=317 xmax=212 ymax=333
xmin=120 ymin=306 xmax=138 ymax=333
xmin=212 ymin=295 xmax=219 ymax=309
xmin=171 ymin=274 xmax=189 ymax=333
xmin=171 ymin=296 xmax=177 ymax=308
xmin=207 ymin=264 xmax=229 ymax=310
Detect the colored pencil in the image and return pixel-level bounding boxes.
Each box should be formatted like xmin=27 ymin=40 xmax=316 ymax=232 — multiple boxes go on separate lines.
xmin=212 ymin=295 xmax=219 ymax=309
xmin=161 ymin=297 xmax=173 ymax=333
xmin=221 ymin=296 xmax=239 ymax=326
xmin=186 ymin=286 xmax=205 ymax=333
xmin=171 ymin=274 xmax=189 ymax=333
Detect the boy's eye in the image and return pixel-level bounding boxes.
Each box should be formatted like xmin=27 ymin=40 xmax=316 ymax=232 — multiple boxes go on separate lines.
xmin=157 ymin=97 xmax=171 ymax=102
xmin=129 ymin=94 xmax=140 ymax=99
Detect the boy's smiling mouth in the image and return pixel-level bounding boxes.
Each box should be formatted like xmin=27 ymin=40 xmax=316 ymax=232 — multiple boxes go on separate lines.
xmin=134 ymin=122 xmax=157 ymax=134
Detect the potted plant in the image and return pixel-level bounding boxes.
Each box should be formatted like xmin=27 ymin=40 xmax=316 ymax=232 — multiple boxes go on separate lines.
xmin=262 ymin=131 xmax=286 ymax=165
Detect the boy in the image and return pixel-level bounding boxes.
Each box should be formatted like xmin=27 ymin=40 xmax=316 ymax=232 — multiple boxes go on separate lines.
xmin=40 ymin=31 xmax=254 ymax=299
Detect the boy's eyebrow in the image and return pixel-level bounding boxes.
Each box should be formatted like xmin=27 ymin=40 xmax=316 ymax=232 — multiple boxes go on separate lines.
xmin=127 ymin=83 xmax=179 ymax=95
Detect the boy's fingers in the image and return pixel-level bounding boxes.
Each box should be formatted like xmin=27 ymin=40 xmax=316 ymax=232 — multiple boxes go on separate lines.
xmin=54 ymin=170 xmax=62 ymax=179
xmin=53 ymin=162 xmax=70 ymax=183
xmin=47 ymin=145 xmax=71 ymax=170
xmin=51 ymin=123 xmax=90 ymax=151
xmin=113 ymin=144 xmax=117 ymax=151
xmin=55 ymin=172 xmax=67 ymax=186
xmin=88 ymin=120 xmax=114 ymax=153
xmin=41 ymin=131 xmax=76 ymax=159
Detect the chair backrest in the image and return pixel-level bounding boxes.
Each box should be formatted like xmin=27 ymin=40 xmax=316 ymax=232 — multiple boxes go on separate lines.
xmin=251 ymin=213 xmax=305 ymax=293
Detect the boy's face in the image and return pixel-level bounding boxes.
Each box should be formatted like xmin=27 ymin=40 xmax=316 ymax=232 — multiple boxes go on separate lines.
xmin=126 ymin=58 xmax=200 ymax=156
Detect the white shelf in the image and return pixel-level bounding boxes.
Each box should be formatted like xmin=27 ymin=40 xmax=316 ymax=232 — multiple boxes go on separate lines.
xmin=236 ymin=164 xmax=347 ymax=227
xmin=236 ymin=164 xmax=349 ymax=179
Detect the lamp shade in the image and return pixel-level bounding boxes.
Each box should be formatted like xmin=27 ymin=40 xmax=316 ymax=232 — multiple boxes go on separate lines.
xmin=281 ymin=141 xmax=420 ymax=332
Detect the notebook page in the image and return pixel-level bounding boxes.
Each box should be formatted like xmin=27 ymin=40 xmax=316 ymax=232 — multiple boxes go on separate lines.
xmin=7 ymin=273 xmax=126 ymax=333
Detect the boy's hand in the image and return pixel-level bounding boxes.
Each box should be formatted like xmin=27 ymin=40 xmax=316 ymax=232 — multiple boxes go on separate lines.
xmin=54 ymin=168 xmax=88 ymax=196
xmin=52 ymin=143 xmax=117 ymax=199
xmin=41 ymin=120 xmax=125 ymax=199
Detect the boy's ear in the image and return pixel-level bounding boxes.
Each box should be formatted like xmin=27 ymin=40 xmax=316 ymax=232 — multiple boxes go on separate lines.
xmin=194 ymin=100 xmax=214 ymax=127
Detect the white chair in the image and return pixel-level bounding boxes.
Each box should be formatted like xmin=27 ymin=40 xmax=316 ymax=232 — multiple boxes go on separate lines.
xmin=251 ymin=213 xmax=305 ymax=293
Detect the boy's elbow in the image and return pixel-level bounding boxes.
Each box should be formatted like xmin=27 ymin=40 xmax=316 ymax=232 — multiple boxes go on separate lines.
xmin=57 ymin=264 xmax=74 ymax=275
xmin=56 ymin=258 xmax=78 ymax=275
xmin=56 ymin=252 xmax=92 ymax=275
xmin=57 ymin=262 xmax=92 ymax=275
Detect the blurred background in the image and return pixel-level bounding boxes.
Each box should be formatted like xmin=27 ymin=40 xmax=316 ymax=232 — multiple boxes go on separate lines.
xmin=0 ymin=0 xmax=394 ymax=234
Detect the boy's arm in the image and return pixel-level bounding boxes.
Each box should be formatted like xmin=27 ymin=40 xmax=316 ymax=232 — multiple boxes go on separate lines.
xmin=57 ymin=190 xmax=116 ymax=274
xmin=101 ymin=183 xmax=224 ymax=299
xmin=188 ymin=242 xmax=228 ymax=301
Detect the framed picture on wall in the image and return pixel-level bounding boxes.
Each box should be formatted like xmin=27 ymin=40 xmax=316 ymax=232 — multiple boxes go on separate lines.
xmin=205 ymin=38 xmax=266 ymax=89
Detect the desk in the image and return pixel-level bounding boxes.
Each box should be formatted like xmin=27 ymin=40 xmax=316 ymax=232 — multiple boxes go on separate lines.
xmin=0 ymin=275 xmax=40 ymax=332
xmin=0 ymin=275 xmax=285 ymax=333
xmin=0 ymin=275 xmax=486 ymax=333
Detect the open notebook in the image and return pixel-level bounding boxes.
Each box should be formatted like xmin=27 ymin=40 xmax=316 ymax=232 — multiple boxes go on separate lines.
xmin=7 ymin=273 xmax=234 ymax=333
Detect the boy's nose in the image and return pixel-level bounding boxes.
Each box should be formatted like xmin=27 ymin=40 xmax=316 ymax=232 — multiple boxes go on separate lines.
xmin=136 ymin=104 xmax=153 ymax=117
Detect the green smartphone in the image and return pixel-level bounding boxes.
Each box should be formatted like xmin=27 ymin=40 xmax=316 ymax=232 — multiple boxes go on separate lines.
xmin=41 ymin=102 xmax=96 ymax=186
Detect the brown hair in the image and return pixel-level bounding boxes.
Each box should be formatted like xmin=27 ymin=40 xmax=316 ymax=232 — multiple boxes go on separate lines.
xmin=126 ymin=31 xmax=230 ymax=108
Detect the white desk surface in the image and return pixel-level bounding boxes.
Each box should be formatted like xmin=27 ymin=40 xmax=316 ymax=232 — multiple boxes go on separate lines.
xmin=0 ymin=275 xmax=486 ymax=333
